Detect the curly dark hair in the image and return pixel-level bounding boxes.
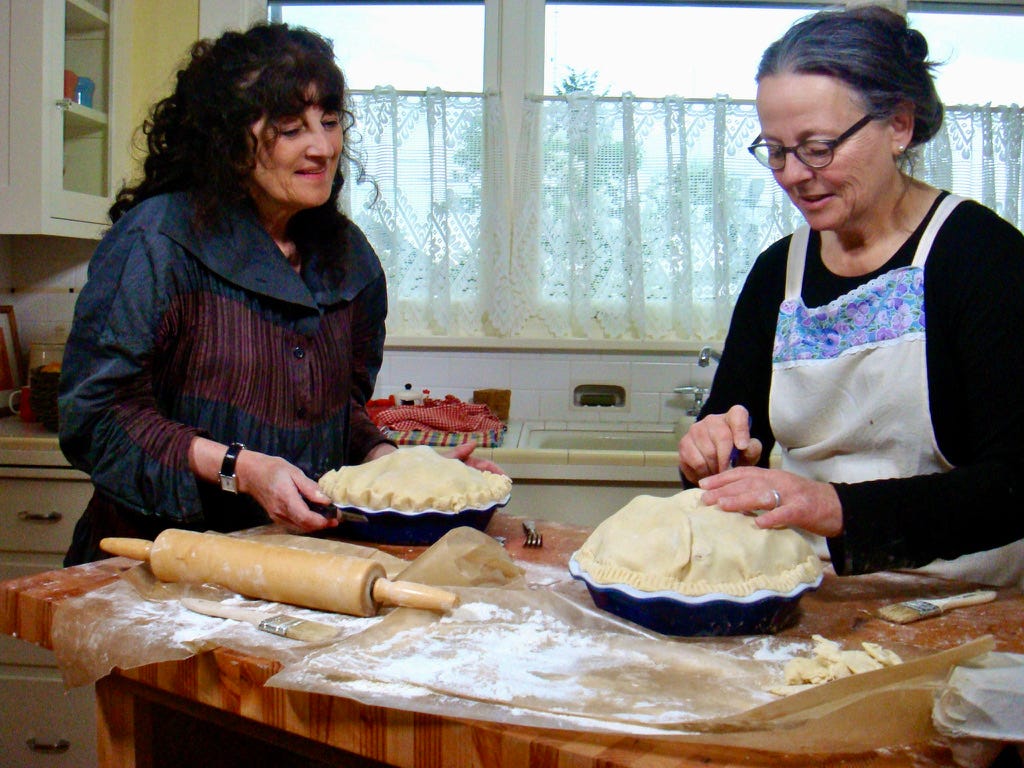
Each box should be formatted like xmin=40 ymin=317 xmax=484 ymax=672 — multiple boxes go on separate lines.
xmin=757 ymin=5 xmax=944 ymax=155
xmin=111 ymin=23 xmax=360 ymax=242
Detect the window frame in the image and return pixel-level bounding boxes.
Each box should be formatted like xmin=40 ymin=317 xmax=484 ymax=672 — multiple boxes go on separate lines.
xmin=264 ymin=0 xmax=1024 ymax=351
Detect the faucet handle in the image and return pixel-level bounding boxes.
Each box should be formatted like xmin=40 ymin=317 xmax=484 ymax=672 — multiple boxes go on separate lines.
xmin=672 ymin=385 xmax=709 ymax=416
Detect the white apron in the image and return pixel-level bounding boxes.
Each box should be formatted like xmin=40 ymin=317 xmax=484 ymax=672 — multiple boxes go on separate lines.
xmin=769 ymin=194 xmax=1024 ymax=588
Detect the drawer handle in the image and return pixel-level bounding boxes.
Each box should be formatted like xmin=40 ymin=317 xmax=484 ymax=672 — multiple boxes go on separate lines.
xmin=17 ymin=510 xmax=64 ymax=524
xmin=27 ymin=737 xmax=71 ymax=754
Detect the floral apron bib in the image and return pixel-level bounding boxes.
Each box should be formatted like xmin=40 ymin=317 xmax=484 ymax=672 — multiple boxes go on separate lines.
xmin=769 ymin=194 xmax=1023 ymax=588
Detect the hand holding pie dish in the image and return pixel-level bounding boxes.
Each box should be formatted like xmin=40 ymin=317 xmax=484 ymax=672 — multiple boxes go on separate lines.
xmin=570 ymin=488 xmax=823 ymax=635
xmin=317 ymin=446 xmax=512 ymax=544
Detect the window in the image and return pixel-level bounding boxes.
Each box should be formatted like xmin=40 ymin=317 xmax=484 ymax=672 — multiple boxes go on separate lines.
xmin=269 ymin=1 xmax=1024 ymax=343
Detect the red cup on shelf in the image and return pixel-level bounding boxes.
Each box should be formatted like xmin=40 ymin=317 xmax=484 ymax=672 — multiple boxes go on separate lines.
xmin=8 ymin=385 xmax=35 ymax=423
xmin=63 ymin=69 xmax=78 ymax=100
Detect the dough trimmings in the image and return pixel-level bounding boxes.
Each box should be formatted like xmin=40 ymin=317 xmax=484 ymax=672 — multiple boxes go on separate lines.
xmin=318 ymin=445 xmax=512 ymax=513
xmin=572 ymin=489 xmax=823 ymax=598
xmin=769 ymin=635 xmax=903 ymax=695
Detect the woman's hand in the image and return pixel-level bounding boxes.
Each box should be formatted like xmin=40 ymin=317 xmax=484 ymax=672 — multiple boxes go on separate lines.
xmin=233 ymin=450 xmax=338 ymax=532
xmin=445 ymin=441 xmax=507 ymax=476
xmin=698 ymin=466 xmax=843 ymax=538
xmin=678 ymin=405 xmax=762 ymax=484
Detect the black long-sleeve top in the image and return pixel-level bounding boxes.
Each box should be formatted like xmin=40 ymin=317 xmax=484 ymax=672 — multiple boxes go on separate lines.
xmin=702 ymin=194 xmax=1024 ymax=575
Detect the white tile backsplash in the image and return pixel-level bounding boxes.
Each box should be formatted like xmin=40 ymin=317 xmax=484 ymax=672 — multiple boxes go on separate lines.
xmin=374 ymin=348 xmax=716 ymax=427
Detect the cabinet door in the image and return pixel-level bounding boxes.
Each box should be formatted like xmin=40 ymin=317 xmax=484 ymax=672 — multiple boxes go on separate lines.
xmin=0 ymin=667 xmax=97 ymax=768
xmin=0 ymin=477 xmax=91 ymax=554
xmin=0 ymin=0 xmax=129 ymax=237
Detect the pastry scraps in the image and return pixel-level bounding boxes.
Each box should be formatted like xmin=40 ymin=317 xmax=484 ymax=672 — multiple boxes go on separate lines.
xmin=770 ymin=635 xmax=904 ymax=695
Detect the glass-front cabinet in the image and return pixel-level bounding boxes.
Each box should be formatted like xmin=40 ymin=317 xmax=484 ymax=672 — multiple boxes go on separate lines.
xmin=0 ymin=0 xmax=129 ymax=238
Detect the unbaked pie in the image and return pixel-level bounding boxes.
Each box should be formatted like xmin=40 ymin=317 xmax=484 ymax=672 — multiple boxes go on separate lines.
xmin=318 ymin=445 xmax=512 ymax=513
xmin=573 ymin=489 xmax=822 ymax=597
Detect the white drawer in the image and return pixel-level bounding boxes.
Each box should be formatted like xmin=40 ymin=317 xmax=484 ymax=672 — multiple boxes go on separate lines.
xmin=0 ymin=478 xmax=92 ymax=554
xmin=0 ymin=666 xmax=97 ymax=768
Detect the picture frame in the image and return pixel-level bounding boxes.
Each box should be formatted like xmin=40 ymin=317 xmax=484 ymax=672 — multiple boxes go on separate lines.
xmin=1 ymin=305 xmax=26 ymax=390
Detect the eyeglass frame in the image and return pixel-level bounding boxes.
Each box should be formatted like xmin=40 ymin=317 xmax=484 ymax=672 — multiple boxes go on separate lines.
xmin=747 ymin=114 xmax=876 ymax=170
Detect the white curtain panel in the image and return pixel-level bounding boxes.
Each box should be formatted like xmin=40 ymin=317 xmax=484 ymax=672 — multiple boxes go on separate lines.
xmin=345 ymin=89 xmax=1024 ymax=341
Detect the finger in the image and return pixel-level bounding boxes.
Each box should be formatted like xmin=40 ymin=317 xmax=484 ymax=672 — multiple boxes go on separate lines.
xmin=446 ymin=442 xmax=477 ymax=462
xmin=679 ymin=433 xmax=714 ymax=481
xmin=726 ymin=405 xmax=752 ymax=449
xmin=737 ymin=438 xmax=764 ymax=467
xmin=465 ymin=458 xmax=506 ymax=475
xmin=277 ymin=500 xmax=335 ymax=531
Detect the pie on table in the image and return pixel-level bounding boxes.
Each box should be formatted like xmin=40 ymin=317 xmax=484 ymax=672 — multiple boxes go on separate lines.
xmin=573 ymin=488 xmax=823 ymax=597
xmin=318 ymin=445 xmax=512 ymax=513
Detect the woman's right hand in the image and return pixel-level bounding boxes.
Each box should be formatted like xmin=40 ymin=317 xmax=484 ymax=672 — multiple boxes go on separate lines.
xmin=233 ymin=450 xmax=338 ymax=531
xmin=678 ymin=404 xmax=762 ymax=484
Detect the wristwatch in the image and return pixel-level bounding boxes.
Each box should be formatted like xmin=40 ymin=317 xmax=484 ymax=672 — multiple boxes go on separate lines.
xmin=219 ymin=442 xmax=246 ymax=494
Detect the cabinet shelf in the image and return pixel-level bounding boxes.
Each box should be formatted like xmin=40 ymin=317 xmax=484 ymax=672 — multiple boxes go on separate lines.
xmin=65 ymin=0 xmax=109 ymax=33
xmin=58 ymin=99 xmax=109 ymax=136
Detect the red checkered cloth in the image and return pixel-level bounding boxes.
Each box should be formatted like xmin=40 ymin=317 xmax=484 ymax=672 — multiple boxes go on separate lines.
xmin=371 ymin=394 xmax=507 ymax=447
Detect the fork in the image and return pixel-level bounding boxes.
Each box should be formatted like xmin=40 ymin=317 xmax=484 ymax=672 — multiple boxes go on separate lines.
xmin=522 ymin=520 xmax=543 ymax=548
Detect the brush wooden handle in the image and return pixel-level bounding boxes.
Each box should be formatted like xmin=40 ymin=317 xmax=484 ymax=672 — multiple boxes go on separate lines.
xmin=100 ymin=530 xmax=457 ymax=617
xmin=928 ymin=590 xmax=997 ymax=611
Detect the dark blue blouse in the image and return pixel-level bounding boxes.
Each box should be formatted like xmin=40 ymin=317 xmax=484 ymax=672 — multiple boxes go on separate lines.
xmin=59 ymin=191 xmax=391 ymax=533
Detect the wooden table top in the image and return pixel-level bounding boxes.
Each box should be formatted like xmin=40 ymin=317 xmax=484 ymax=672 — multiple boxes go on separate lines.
xmin=3 ymin=513 xmax=1022 ymax=767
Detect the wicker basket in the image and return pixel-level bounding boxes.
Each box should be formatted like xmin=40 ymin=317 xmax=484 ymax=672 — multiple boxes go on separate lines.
xmin=29 ymin=369 xmax=61 ymax=432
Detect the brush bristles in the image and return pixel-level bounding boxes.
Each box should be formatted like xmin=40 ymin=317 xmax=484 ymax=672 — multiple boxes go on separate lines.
xmin=877 ymin=600 xmax=941 ymax=624
xmin=258 ymin=615 xmax=340 ymax=642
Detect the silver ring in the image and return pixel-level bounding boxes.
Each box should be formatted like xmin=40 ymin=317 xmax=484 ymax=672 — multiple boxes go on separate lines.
xmin=769 ymin=489 xmax=781 ymax=509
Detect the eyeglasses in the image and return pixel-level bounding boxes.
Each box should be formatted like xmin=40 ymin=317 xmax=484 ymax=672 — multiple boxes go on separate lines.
xmin=748 ymin=115 xmax=875 ymax=171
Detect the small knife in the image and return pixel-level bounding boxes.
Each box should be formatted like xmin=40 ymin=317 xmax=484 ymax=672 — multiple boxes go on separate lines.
xmin=181 ymin=597 xmax=340 ymax=642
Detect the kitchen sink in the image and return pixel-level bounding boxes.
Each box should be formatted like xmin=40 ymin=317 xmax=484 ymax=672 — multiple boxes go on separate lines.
xmin=518 ymin=425 xmax=679 ymax=453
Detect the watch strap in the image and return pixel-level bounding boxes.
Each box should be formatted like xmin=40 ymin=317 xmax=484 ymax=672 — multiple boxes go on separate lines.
xmin=219 ymin=442 xmax=246 ymax=493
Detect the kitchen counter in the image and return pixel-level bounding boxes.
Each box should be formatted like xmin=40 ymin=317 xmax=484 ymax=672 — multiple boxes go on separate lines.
xmin=0 ymin=416 xmax=73 ymax=468
xmin=2 ymin=513 xmax=1022 ymax=768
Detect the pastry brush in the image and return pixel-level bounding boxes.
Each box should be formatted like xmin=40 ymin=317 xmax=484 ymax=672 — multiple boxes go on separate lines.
xmin=876 ymin=590 xmax=996 ymax=624
xmin=181 ymin=597 xmax=340 ymax=642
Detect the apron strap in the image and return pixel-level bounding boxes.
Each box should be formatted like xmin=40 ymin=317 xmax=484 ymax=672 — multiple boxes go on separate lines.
xmin=912 ymin=194 xmax=965 ymax=267
xmin=784 ymin=226 xmax=811 ymax=300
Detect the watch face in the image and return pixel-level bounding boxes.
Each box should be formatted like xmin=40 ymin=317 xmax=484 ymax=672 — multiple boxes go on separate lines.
xmin=220 ymin=475 xmax=239 ymax=494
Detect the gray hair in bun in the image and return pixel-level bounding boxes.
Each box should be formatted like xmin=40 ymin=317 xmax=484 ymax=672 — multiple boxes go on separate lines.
xmin=756 ymin=5 xmax=944 ymax=153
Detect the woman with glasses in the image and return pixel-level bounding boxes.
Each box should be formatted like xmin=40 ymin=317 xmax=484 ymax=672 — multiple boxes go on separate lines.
xmin=678 ymin=5 xmax=1024 ymax=588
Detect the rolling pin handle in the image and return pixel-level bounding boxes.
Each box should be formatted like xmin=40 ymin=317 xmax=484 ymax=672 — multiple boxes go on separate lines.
xmin=371 ymin=577 xmax=460 ymax=613
xmin=99 ymin=537 xmax=154 ymax=561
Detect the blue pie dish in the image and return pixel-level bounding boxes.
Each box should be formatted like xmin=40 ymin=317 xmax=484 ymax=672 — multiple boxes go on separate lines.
xmin=329 ymin=494 xmax=511 ymax=546
xmin=569 ymin=555 xmax=822 ymax=637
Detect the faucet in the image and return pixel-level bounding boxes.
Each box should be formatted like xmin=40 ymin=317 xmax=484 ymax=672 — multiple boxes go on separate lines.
xmin=672 ymin=385 xmax=709 ymax=416
xmin=697 ymin=345 xmax=722 ymax=368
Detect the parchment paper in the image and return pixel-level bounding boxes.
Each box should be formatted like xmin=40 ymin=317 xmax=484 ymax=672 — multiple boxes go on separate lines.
xmin=933 ymin=651 xmax=1024 ymax=741
xmin=49 ymin=525 xmax=993 ymax=750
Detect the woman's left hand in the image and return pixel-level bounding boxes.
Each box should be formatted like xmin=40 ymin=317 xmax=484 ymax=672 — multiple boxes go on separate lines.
xmin=445 ymin=441 xmax=507 ymax=476
xmin=697 ymin=466 xmax=843 ymax=537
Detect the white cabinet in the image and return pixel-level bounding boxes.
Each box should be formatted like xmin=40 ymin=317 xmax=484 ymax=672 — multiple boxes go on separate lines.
xmin=1 ymin=467 xmax=97 ymax=768
xmin=0 ymin=0 xmax=130 ymax=238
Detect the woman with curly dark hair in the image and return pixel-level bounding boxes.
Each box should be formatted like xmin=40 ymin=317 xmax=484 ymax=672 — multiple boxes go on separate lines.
xmin=58 ymin=23 xmax=498 ymax=565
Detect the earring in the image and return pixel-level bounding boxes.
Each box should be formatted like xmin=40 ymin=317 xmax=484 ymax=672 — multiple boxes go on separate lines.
xmin=898 ymin=145 xmax=906 ymax=153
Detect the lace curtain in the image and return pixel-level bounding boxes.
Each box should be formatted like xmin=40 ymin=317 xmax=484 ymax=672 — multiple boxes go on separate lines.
xmin=344 ymin=89 xmax=1024 ymax=341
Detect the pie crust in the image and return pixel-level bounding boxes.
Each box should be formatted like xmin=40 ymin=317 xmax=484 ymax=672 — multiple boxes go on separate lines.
xmin=573 ymin=489 xmax=822 ymax=597
xmin=318 ymin=445 xmax=512 ymax=513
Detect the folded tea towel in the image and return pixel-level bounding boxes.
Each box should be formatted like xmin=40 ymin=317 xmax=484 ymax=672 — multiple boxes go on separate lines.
xmin=372 ymin=395 xmax=507 ymax=447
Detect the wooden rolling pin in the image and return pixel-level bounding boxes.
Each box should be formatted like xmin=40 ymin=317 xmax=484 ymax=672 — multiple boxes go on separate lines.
xmin=100 ymin=529 xmax=459 ymax=617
